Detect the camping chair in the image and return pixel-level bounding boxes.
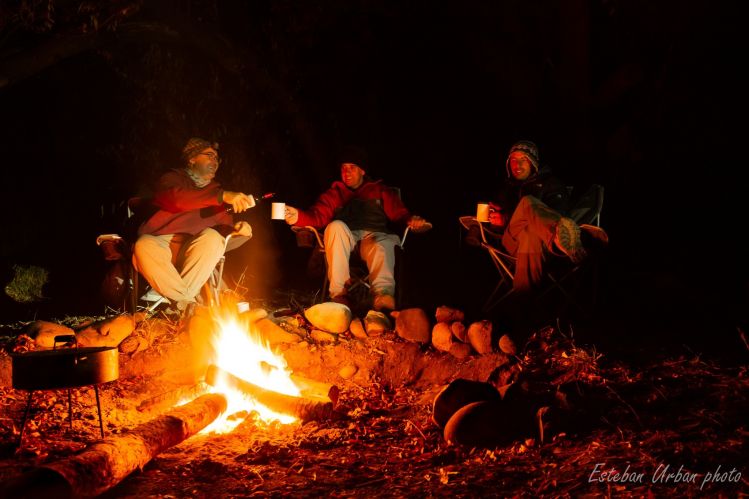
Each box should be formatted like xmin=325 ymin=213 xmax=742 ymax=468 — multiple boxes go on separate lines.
xmin=96 ymin=197 xmax=231 ymax=314
xmin=291 ymin=222 xmax=432 ymax=307
xmin=460 ymin=184 xmax=605 ymax=315
xmin=291 ymin=198 xmax=432 ymax=308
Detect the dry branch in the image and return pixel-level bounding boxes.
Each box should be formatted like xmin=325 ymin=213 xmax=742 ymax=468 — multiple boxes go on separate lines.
xmin=205 ymin=364 xmax=334 ymax=422
xmin=1 ymin=393 xmax=227 ymax=498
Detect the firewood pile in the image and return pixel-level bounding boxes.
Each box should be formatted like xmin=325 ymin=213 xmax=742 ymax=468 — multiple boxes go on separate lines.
xmin=0 ymin=304 xmax=747 ymax=496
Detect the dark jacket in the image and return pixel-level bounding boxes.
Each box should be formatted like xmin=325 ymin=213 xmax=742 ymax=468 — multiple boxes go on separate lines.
xmin=295 ymin=178 xmax=411 ymax=234
xmin=138 ymin=169 xmax=233 ymax=236
xmin=494 ymin=166 xmax=570 ymax=225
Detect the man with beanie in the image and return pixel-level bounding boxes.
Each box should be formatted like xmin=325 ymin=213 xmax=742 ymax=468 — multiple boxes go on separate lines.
xmin=487 ymin=140 xmax=607 ymax=298
xmin=284 ymin=146 xmax=430 ymax=311
xmin=133 ymin=137 xmax=255 ymax=313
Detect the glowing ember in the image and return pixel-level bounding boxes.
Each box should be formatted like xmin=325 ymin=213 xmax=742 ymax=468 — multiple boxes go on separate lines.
xmin=200 ymin=307 xmax=300 ymax=433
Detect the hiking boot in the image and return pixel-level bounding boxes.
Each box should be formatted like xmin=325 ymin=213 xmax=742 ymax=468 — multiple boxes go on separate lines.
xmin=373 ymin=293 xmax=396 ymax=312
xmin=553 ymin=217 xmax=587 ymax=264
xmin=580 ymin=224 xmax=609 ymax=248
xmin=331 ymin=293 xmax=352 ymax=308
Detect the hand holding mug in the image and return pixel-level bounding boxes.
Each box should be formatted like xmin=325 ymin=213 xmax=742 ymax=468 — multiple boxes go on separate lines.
xmin=284 ymin=205 xmax=299 ymax=225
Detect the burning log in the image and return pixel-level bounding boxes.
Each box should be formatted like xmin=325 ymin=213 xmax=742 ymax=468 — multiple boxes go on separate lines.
xmin=205 ymin=364 xmax=334 ymax=422
xmin=1 ymin=393 xmax=227 ymax=498
xmin=290 ymin=373 xmax=340 ymax=406
xmin=136 ymin=382 xmax=208 ymax=413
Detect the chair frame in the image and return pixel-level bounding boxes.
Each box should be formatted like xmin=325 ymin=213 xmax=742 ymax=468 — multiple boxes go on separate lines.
xmin=97 ymin=196 xmax=231 ymax=314
xmin=461 ymin=184 xmax=605 ymax=316
xmin=291 ymin=225 xmax=416 ymax=305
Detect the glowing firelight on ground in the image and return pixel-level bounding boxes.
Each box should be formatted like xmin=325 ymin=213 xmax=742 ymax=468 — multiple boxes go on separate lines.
xmin=200 ymin=308 xmax=300 ymax=433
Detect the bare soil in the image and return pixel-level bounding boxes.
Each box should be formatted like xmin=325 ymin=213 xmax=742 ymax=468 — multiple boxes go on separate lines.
xmin=0 ymin=313 xmax=747 ymax=497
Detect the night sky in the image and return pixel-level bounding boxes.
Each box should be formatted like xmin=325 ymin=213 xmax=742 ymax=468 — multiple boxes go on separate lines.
xmin=0 ymin=1 xmax=745 ymax=355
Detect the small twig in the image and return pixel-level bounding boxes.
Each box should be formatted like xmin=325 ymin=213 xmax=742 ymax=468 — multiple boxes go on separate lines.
xmin=604 ymin=385 xmax=641 ymax=427
xmin=738 ymin=327 xmax=749 ymax=353
xmin=405 ymin=419 xmax=427 ymax=441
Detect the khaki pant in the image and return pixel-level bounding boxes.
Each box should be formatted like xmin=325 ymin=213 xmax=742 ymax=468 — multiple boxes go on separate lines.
xmin=501 ymin=195 xmax=561 ymax=294
xmin=323 ymin=220 xmax=400 ymax=298
xmin=133 ymin=228 xmax=247 ymax=307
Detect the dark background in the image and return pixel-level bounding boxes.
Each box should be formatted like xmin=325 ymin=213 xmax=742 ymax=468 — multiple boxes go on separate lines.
xmin=0 ymin=1 xmax=745 ymax=357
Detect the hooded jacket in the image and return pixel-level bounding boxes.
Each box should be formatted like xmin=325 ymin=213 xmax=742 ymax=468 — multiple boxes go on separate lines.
xmin=494 ymin=165 xmax=570 ymax=225
xmin=295 ymin=178 xmax=411 ymax=234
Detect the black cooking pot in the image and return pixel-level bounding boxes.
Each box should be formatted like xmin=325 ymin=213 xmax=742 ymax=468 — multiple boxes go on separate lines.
xmin=11 ymin=346 xmax=119 ymax=391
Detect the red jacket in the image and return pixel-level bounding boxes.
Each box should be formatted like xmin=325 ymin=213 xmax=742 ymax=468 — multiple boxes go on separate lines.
xmin=138 ymin=169 xmax=233 ymax=236
xmin=295 ymin=179 xmax=411 ymax=233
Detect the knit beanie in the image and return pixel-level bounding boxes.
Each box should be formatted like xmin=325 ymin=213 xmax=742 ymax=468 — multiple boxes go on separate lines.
xmin=337 ymin=145 xmax=369 ymax=171
xmin=182 ymin=137 xmax=219 ymax=162
xmin=505 ymin=140 xmax=540 ymax=177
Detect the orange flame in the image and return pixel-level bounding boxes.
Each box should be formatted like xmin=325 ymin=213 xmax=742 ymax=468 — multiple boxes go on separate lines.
xmin=200 ymin=304 xmax=299 ymax=433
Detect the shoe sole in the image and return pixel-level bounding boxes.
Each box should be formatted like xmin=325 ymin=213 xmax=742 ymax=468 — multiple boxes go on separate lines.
xmin=555 ymin=218 xmax=587 ymax=264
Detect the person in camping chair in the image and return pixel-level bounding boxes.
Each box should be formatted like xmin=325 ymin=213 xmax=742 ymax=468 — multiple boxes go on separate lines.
xmin=133 ymin=137 xmax=254 ymax=313
xmin=485 ymin=140 xmax=607 ymax=297
xmin=283 ymin=146 xmax=429 ymax=312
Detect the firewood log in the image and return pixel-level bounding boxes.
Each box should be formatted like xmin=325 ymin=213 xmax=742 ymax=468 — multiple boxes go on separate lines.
xmin=0 ymin=394 xmax=227 ymax=498
xmin=205 ymin=365 xmax=334 ymax=422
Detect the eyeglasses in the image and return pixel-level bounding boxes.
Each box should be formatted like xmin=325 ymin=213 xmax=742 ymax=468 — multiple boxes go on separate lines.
xmin=199 ymin=151 xmax=221 ymax=163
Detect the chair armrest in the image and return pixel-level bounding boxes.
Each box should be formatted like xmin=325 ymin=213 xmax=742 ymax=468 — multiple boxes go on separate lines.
xmin=291 ymin=225 xmax=324 ymax=249
xmin=400 ymin=222 xmax=432 ymax=248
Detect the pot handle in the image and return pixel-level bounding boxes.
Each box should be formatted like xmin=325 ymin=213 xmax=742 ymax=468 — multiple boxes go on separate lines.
xmin=53 ymin=334 xmax=78 ymax=350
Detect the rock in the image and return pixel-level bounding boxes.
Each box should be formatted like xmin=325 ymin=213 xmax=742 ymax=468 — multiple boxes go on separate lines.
xmin=310 ymin=329 xmax=338 ymax=343
xmin=118 ymin=334 xmax=149 ymax=355
xmin=451 ymin=322 xmax=467 ymax=342
xmin=431 ymin=323 xmax=454 ymax=352
xmin=255 ymin=318 xmax=303 ymax=345
xmin=449 ymin=343 xmax=473 ymax=359
xmin=435 ymin=305 xmax=465 ymax=323
xmin=487 ymin=363 xmax=522 ymax=390
xmin=467 ymin=320 xmax=493 ymax=354
xmin=444 ymin=398 xmax=537 ymax=448
xmin=76 ymin=314 xmax=137 ymax=348
xmin=498 ymin=334 xmax=517 ymax=355
xmin=349 ymin=318 xmax=368 ymax=339
xmin=364 ymin=311 xmax=390 ymax=336
xmin=444 ymin=400 xmax=510 ymax=448
xmin=392 ymin=308 xmax=430 ymax=343
xmin=338 ymin=365 xmax=358 ymax=379
xmin=27 ymin=321 xmax=75 ymax=348
xmin=241 ymin=308 xmax=269 ymax=323
xmin=432 ymin=379 xmax=500 ymax=429
xmin=304 ymin=302 xmax=353 ymax=334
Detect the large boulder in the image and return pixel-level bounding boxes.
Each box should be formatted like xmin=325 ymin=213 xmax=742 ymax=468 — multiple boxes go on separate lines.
xmin=304 ymin=302 xmax=353 ymax=334
xmin=432 ymin=379 xmax=500 ymax=429
xmin=443 ymin=399 xmax=535 ymax=448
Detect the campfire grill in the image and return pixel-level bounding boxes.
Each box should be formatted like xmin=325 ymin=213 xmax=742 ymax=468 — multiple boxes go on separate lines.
xmin=11 ymin=335 xmax=119 ymax=447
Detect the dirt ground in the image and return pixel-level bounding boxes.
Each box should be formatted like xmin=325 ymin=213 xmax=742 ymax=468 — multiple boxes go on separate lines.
xmin=0 ymin=311 xmax=747 ymax=497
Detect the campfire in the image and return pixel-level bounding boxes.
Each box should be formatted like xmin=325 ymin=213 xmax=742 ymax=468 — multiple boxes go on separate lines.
xmin=198 ymin=305 xmax=302 ymax=431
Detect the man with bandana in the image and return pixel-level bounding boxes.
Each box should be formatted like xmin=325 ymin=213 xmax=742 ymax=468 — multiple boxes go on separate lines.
xmin=133 ymin=137 xmax=254 ymax=313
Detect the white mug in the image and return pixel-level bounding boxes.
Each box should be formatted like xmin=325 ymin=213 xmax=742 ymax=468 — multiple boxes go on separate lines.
xmin=271 ymin=202 xmax=286 ymax=220
xmin=476 ymin=203 xmax=490 ymax=222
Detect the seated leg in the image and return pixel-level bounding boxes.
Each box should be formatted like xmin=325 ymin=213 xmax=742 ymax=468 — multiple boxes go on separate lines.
xmin=177 ymin=227 xmax=227 ymax=305
xmin=133 ymin=233 xmax=191 ymax=304
xmin=359 ymin=231 xmax=400 ymax=309
xmin=323 ymin=220 xmax=357 ymax=298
